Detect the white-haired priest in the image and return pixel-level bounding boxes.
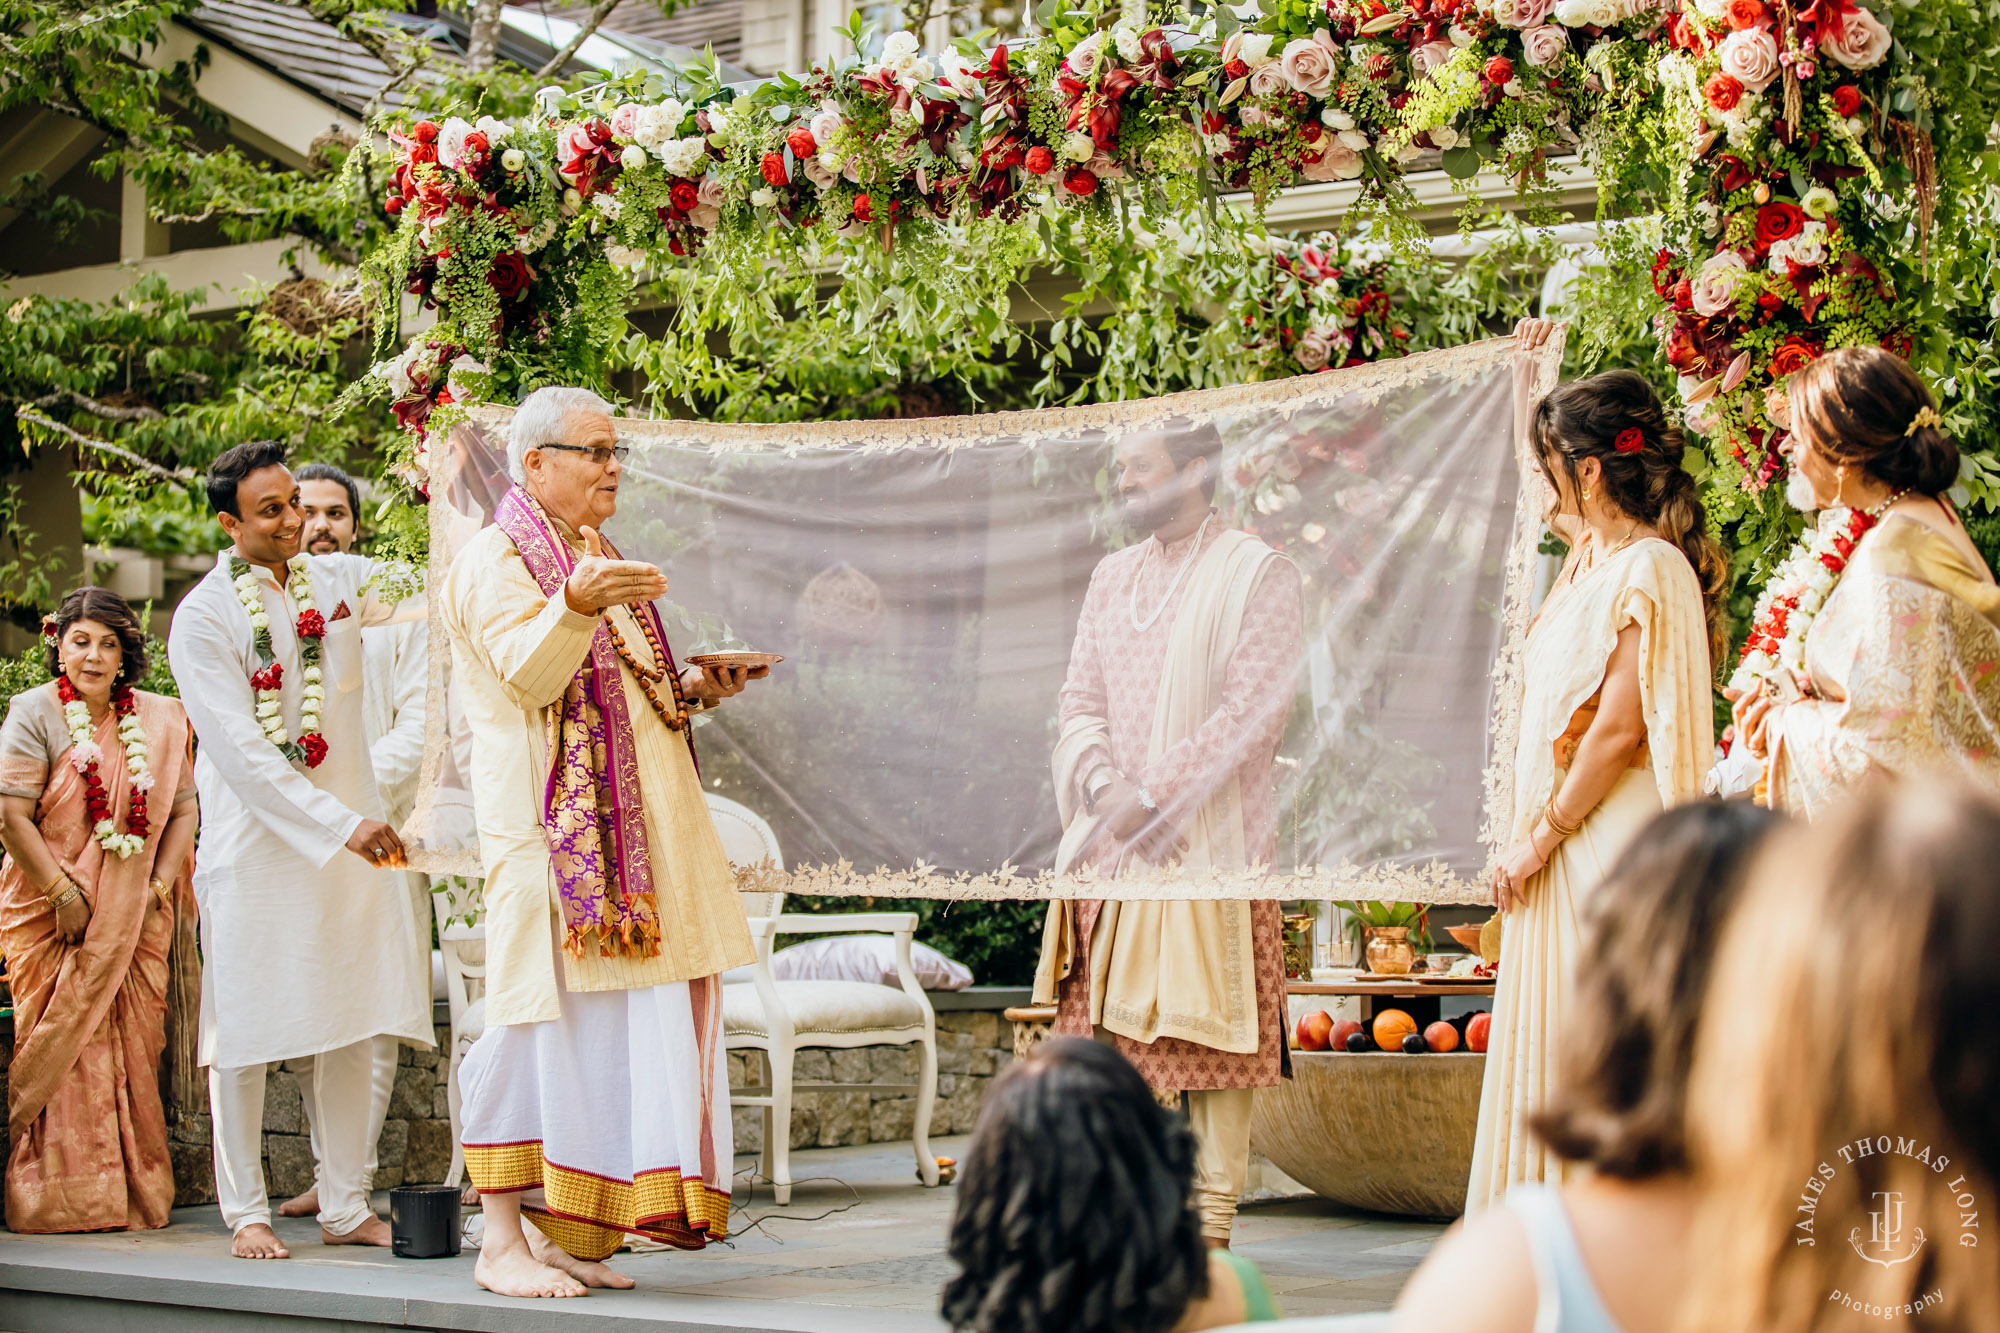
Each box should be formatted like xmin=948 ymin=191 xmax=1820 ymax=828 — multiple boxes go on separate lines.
xmin=440 ymin=386 xmax=765 ymax=1298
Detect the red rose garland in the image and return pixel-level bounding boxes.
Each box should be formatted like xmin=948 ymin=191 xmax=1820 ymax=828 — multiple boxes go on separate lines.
xmin=231 ymin=556 xmax=330 ymax=769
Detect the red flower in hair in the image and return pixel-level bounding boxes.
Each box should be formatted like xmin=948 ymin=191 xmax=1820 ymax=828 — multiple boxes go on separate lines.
xmin=40 ymin=616 xmax=58 ymax=640
xmin=1614 ymin=427 xmax=1645 ymax=454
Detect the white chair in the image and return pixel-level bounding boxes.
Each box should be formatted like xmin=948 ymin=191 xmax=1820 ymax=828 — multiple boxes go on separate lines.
xmin=430 ymin=875 xmax=488 ymax=1190
xmin=706 ymin=793 xmax=941 ymax=1205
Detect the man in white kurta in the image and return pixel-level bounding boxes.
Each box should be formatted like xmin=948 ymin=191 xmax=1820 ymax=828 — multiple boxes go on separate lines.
xmin=169 ymin=442 xmax=433 ymax=1258
xmin=277 ymin=464 xmax=433 ymax=1219
xmin=439 ymin=386 xmax=759 ymax=1299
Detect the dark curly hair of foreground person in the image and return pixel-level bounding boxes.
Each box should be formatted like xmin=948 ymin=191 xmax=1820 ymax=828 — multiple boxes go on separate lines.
xmin=941 ymin=1037 xmax=1210 ymax=1333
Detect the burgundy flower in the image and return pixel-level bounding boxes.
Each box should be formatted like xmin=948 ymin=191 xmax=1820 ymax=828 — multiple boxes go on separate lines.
xmin=1062 ymin=165 xmax=1099 ymax=196
xmin=669 ymin=179 xmax=701 ymax=213
xmin=488 ymin=250 xmax=532 ymax=302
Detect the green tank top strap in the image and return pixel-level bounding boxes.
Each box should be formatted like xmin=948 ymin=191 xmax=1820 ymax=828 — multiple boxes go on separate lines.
xmin=1214 ymin=1248 xmax=1281 ymax=1322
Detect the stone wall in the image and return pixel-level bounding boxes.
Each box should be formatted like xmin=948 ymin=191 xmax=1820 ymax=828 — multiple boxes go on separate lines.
xmin=167 ymin=1021 xmax=458 ymax=1207
xmin=729 ymin=1010 xmax=1017 ymax=1152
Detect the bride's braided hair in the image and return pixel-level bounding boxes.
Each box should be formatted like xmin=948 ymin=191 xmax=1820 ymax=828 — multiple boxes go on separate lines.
xmin=1530 ymin=369 xmax=1730 ymax=669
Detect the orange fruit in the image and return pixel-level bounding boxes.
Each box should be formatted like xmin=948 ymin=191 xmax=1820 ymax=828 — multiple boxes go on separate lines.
xmin=1372 ymin=1008 xmax=1417 ymax=1051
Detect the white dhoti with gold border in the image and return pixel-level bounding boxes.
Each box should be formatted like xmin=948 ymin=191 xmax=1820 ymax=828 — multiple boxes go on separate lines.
xmin=459 ymin=922 xmax=733 ymax=1260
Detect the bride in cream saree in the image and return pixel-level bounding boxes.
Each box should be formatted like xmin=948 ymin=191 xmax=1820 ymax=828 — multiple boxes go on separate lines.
xmin=1769 ymin=509 xmax=2000 ymax=812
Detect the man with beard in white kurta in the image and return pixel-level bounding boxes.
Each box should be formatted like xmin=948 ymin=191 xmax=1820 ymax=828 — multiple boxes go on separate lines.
xmin=169 ymin=441 xmax=433 ymax=1260
xmin=274 ymin=463 xmax=433 ymax=1222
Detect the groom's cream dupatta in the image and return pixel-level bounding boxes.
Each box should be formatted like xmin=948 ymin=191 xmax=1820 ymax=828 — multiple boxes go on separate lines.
xmin=1033 ymin=529 xmax=1280 ymax=1054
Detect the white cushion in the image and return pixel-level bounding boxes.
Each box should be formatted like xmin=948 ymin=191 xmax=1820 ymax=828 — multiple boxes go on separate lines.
xmin=773 ymin=935 xmax=973 ymax=990
xmin=458 ymin=996 xmax=485 ymax=1047
xmin=722 ymin=979 xmax=926 ymax=1040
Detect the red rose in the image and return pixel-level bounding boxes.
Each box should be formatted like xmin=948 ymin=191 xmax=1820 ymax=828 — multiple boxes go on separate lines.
xmin=1769 ymin=337 xmax=1820 ymax=377
xmin=1062 ymin=165 xmax=1099 ymax=196
xmin=299 ymin=733 xmax=329 ymax=769
xmin=1024 ymin=145 xmax=1055 ymax=175
xmin=1224 ymin=58 xmax=1249 ymax=81
xmin=1483 ymin=56 xmax=1514 ymax=86
xmin=1614 ymin=427 xmax=1645 ymax=455
xmin=786 ymin=126 xmax=818 ymax=159
xmin=1831 ymin=85 xmax=1862 ymax=118
xmin=463 ymin=131 xmax=490 ymax=158
xmin=1722 ymin=0 xmax=1767 ymax=30
xmin=669 ymin=179 xmax=701 ymax=213
xmin=295 ymin=609 xmax=327 ymax=641
xmin=487 ymin=250 xmax=532 ymax=302
xmin=1670 ymin=277 xmax=1693 ymax=310
xmin=1704 ymin=73 xmax=1743 ymax=111
xmin=413 ymin=120 xmax=440 ymax=144
xmin=1755 ymin=200 xmax=1806 ymax=250
xmin=852 ymin=193 xmax=875 ymax=222
xmin=759 ymin=152 xmax=789 ymax=188
xmin=251 ymin=663 xmax=284 ymax=692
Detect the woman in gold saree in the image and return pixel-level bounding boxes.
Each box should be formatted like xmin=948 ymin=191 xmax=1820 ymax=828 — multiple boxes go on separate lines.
xmin=0 ymin=587 xmax=198 ymax=1232
xmin=1466 ymin=322 xmax=1724 ymax=1212
xmin=1732 ymin=346 xmax=2000 ymax=812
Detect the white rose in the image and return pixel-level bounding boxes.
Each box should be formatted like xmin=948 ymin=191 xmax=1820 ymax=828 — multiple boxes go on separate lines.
xmin=1825 ymin=5 xmax=1892 ymax=70
xmin=1521 ymin=23 xmax=1570 ymax=67
xmin=303 ymin=666 xmax=321 ymax=683
xmin=937 ymin=50 xmax=982 ymax=98
xmin=1322 ymin=108 xmax=1356 ymax=130
xmin=1280 ymin=35 xmax=1338 ymax=98
xmin=95 ymin=818 xmax=114 ymax=835
xmin=750 ymin=187 xmax=777 ymax=207
xmin=500 ymin=147 xmax=526 ymax=172
xmin=622 ymin=144 xmax=649 ymax=170
xmin=1238 ymin=32 xmax=1276 ymax=66
xmin=1552 ymin=0 xmax=1621 ymax=25
xmin=475 ymin=114 xmax=511 ymax=144
xmin=1112 ymin=21 xmax=1144 ymax=63
xmin=1801 ymin=185 xmax=1838 ymax=220
xmin=436 ymin=116 xmax=474 ymax=172
xmin=1336 ymin=128 xmax=1370 ymax=151
xmin=1432 ymin=124 xmax=1460 ymax=150
xmin=881 ymin=30 xmax=921 ymax=64
xmin=604 ymin=244 xmax=646 ymax=268
xmin=1690 ymin=250 xmax=1749 ymax=317
xmin=256 ymin=700 xmax=280 ymax=718
xmin=1065 ymin=31 xmax=1104 ymax=72
xmin=1717 ymin=28 xmax=1781 ymax=92
xmin=810 ymin=109 xmax=844 ymax=147
xmin=1062 ymin=131 xmax=1095 ymax=162
xmin=250 ymin=611 xmax=269 ymax=629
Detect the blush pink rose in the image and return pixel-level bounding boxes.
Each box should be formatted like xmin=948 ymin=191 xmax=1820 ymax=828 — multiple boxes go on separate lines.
xmin=1521 ymin=23 xmax=1571 ymax=66
xmin=1249 ymin=61 xmax=1290 ymax=96
xmin=1280 ymin=34 xmax=1338 ymax=98
xmin=1717 ymin=27 xmax=1781 ymax=92
xmin=611 ymin=103 xmax=642 ymax=139
xmin=1294 ymin=328 xmax=1334 ymax=371
xmin=1491 ymin=0 xmax=1555 ymax=26
xmin=1825 ymin=6 xmax=1892 ymax=70
xmin=1301 ymin=141 xmax=1364 ymax=180
xmin=1412 ymin=41 xmax=1456 ymax=76
xmin=1690 ymin=250 xmax=1750 ymax=316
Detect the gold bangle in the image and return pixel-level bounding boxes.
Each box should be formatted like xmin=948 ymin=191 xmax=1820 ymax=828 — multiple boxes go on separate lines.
xmin=149 ymin=876 xmax=171 ymax=909
xmin=1545 ymin=794 xmax=1585 ymax=838
xmin=39 ymin=868 xmax=69 ymax=899
xmin=48 ymin=882 xmax=81 ymax=911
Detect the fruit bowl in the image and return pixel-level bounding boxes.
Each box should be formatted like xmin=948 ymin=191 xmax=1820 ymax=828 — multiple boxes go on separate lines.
xmin=1445 ymin=925 xmax=1484 ymax=952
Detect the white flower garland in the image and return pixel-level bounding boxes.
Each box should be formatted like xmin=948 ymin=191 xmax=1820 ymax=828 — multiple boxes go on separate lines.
xmin=61 ymin=684 xmax=150 ymax=859
xmin=1728 ymin=495 xmax=1899 ymax=695
xmin=231 ymin=555 xmax=331 ymax=767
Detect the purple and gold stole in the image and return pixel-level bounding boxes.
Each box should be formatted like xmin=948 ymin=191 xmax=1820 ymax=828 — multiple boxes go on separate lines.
xmin=494 ymin=484 xmax=693 ymax=960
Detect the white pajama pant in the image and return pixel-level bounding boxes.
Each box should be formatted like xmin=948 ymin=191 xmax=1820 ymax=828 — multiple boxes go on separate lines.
xmin=210 ymin=1037 xmax=380 ymax=1236
xmin=291 ymin=1035 xmax=400 ymax=1188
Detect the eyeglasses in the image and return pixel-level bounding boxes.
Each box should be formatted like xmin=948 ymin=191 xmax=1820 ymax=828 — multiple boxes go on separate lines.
xmin=537 ymin=442 xmax=631 ymax=466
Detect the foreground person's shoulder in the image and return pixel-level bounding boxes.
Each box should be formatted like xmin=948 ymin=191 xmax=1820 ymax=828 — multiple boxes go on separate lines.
xmin=1175 ymin=1251 xmax=1252 ymax=1331
xmin=1387 ymin=1206 xmax=1537 ymax=1333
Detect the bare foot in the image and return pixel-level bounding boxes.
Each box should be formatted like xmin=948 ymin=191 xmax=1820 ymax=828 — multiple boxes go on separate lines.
xmin=323 ymin=1214 xmax=393 ymax=1247
xmin=277 ymin=1187 xmax=319 ymax=1218
xmin=233 ymin=1223 xmax=290 ymax=1259
xmin=474 ymin=1245 xmax=587 ymax=1299
xmin=528 ymin=1226 xmax=637 ymax=1289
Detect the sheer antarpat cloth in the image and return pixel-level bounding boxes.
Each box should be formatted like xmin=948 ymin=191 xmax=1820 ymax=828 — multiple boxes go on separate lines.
xmin=404 ymin=337 xmax=1562 ymax=905
xmin=1467 ymin=540 xmax=1715 ymax=1212
xmin=1770 ymin=513 xmax=2000 ymax=814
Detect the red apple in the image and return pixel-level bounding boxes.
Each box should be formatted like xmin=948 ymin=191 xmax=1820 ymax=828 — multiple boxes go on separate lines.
xmin=1330 ymin=1018 xmax=1364 ymax=1052
xmin=1466 ymin=1012 xmax=1492 ymax=1053
xmin=1296 ymin=1009 xmax=1334 ymax=1051
xmin=1425 ymin=1021 xmax=1459 ymax=1053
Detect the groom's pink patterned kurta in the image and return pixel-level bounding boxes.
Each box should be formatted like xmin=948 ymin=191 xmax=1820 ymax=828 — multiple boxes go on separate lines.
xmin=1052 ymin=515 xmax=1302 ymax=1090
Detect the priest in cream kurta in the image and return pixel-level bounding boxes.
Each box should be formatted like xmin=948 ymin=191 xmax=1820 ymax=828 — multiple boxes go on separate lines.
xmin=439 ymin=386 xmax=758 ymax=1300
xmin=169 ymin=444 xmax=432 ymax=1256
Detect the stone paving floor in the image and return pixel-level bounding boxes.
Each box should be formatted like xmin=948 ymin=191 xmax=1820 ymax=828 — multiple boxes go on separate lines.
xmin=0 ymin=1135 xmax=1444 ymax=1330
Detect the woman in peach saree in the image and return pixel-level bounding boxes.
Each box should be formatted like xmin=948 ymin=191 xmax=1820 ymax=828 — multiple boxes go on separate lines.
xmin=0 ymin=587 xmax=199 ymax=1232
